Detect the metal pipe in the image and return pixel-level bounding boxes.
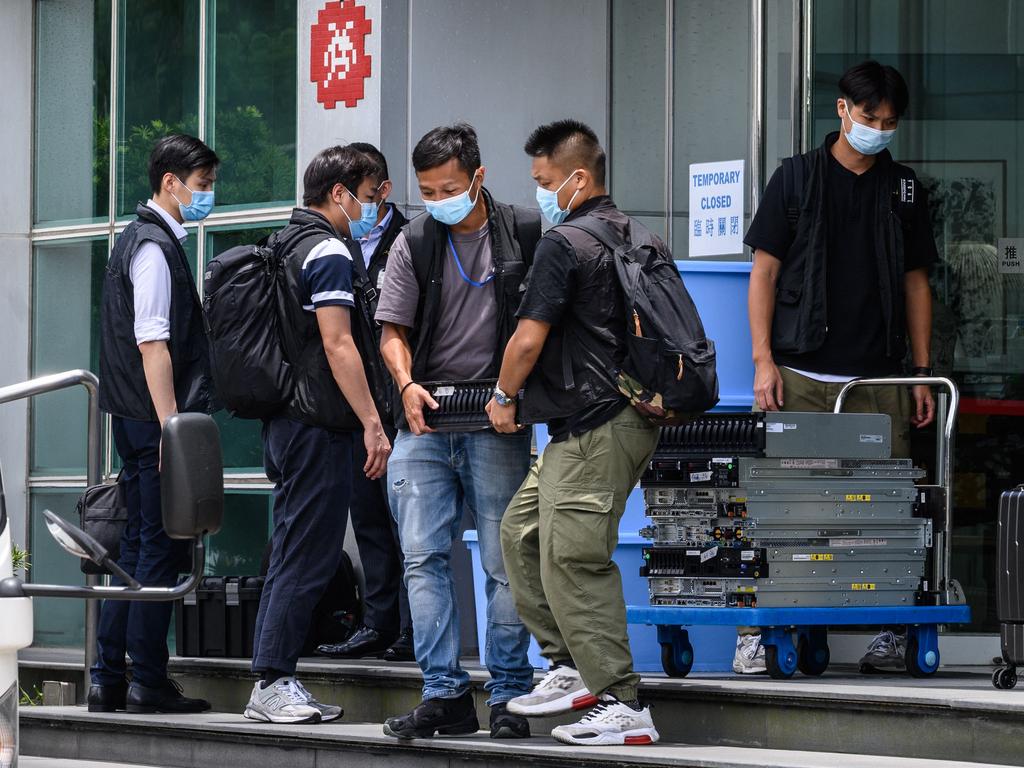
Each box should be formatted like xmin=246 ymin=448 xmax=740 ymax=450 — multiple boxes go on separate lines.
xmin=15 ymin=541 xmax=205 ymax=602
xmin=834 ymin=377 xmax=960 ymax=603
xmin=789 ymin=0 xmax=803 ymax=156
xmin=664 ymin=0 xmax=674 ymax=248
xmin=801 ymin=0 xmax=813 ymax=152
xmin=0 ymin=369 xmax=102 ymax=698
xmin=750 ymin=0 xmax=766 ymax=215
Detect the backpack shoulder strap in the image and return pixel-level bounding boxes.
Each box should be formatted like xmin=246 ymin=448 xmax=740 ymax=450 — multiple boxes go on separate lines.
xmin=782 ymin=153 xmax=805 ymax=236
xmin=402 ymin=212 xmax=436 ymax=291
xmin=510 ymin=205 xmax=542 ymax=266
xmin=556 ymin=216 xmax=625 ymax=253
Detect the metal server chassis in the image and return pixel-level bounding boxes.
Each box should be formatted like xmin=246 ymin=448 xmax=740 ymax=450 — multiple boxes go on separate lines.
xmin=625 ymin=377 xmax=971 ymax=679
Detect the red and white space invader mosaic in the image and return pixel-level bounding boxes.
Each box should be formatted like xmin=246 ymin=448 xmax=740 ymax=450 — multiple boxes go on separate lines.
xmin=310 ymin=0 xmax=373 ymax=109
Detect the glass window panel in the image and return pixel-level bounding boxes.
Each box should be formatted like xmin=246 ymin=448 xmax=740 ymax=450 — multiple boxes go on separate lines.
xmin=31 ymin=237 xmax=108 ymax=476
xmin=812 ymin=0 xmax=1024 ymax=634
xmin=29 ymin=490 xmax=88 ymax=648
xmin=205 ymin=491 xmax=272 ymax=576
xmin=205 ymin=223 xmax=283 ymax=470
xmin=671 ymin=0 xmax=752 ymax=260
xmin=610 ymin=0 xmax=667 ymax=228
xmin=209 ymin=0 xmax=297 ymax=209
xmin=116 ymin=0 xmax=200 ymax=219
xmin=34 ymin=0 xmax=112 ymax=226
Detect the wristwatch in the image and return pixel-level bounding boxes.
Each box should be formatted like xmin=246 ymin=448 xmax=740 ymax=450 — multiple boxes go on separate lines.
xmin=493 ymin=387 xmax=514 ymax=407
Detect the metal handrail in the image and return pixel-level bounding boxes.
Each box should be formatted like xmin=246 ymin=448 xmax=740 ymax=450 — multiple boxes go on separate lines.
xmin=0 ymin=369 xmax=102 ymax=698
xmin=834 ymin=376 xmax=961 ymax=605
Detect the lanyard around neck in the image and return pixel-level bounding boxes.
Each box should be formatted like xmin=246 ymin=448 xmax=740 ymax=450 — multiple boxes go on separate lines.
xmin=447 ymin=233 xmax=494 ymax=287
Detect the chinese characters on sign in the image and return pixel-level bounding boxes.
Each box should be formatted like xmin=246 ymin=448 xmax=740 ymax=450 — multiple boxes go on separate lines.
xmin=688 ymin=159 xmax=744 ymax=258
xmin=999 ymin=238 xmax=1024 ymax=274
xmin=310 ymin=0 xmax=373 ymax=109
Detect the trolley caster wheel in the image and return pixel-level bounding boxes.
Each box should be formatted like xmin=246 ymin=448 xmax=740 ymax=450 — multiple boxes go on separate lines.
xmin=797 ymin=635 xmax=830 ymax=677
xmin=765 ymin=644 xmax=797 ymax=679
xmin=906 ymin=634 xmax=939 ymax=678
xmin=993 ymin=667 xmax=1018 ymax=690
xmin=660 ymin=639 xmax=694 ymax=678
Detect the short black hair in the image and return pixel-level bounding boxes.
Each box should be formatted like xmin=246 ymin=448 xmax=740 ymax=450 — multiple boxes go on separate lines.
xmin=348 ymin=141 xmax=389 ymax=183
xmin=524 ymin=119 xmax=606 ymax=186
xmin=412 ymin=122 xmax=481 ymax=178
xmin=838 ymin=60 xmax=909 ymax=117
xmin=302 ymin=145 xmax=378 ymax=207
xmin=148 ymin=134 xmax=219 ymax=194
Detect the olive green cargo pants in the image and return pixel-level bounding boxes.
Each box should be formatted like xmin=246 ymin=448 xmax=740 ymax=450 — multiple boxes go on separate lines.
xmin=501 ymin=405 xmax=659 ymax=702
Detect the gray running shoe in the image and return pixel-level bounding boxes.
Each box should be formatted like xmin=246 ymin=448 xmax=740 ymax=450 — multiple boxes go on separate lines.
xmin=859 ymin=630 xmax=907 ymax=673
xmin=294 ymin=679 xmax=343 ymax=723
xmin=551 ymin=701 xmax=659 ymax=746
xmin=506 ymin=665 xmax=600 ymax=717
xmin=243 ymin=677 xmax=321 ymax=724
xmin=732 ymin=634 xmax=768 ymax=675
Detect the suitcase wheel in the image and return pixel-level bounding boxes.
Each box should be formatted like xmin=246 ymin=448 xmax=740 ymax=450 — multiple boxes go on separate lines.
xmin=993 ymin=666 xmax=1018 ymax=690
xmin=658 ymin=626 xmax=694 ymax=678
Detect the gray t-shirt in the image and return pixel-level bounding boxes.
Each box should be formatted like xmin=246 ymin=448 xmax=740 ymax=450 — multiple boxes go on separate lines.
xmin=375 ymin=223 xmax=497 ymax=381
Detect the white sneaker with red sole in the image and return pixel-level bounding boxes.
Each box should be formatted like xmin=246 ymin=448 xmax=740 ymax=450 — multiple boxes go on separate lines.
xmin=551 ymin=701 xmax=660 ymax=746
xmin=506 ymin=665 xmax=600 ymax=717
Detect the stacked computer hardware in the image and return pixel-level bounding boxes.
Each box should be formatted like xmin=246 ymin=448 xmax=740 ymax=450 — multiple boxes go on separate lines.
xmin=639 ymin=412 xmax=933 ymax=608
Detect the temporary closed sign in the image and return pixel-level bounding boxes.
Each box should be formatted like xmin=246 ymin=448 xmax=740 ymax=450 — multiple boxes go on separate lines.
xmin=688 ymin=159 xmax=744 ymax=258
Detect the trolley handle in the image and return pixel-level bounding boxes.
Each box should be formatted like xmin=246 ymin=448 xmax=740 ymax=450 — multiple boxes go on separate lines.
xmin=833 ymin=376 xmax=962 ymax=604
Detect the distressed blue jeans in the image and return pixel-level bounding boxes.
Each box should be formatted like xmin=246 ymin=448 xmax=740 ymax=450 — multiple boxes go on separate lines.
xmin=388 ymin=428 xmax=533 ymax=705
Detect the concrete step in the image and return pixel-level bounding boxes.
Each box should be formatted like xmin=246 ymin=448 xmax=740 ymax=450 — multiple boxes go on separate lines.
xmin=17 ymin=708 xmax=1014 ymax=768
xmin=19 ymin=650 xmax=1024 ymax=765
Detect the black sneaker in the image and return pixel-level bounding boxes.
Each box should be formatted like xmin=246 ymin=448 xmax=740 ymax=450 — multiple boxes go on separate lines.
xmin=383 ymin=691 xmax=479 ymax=740
xmin=489 ymin=702 xmax=530 ymax=739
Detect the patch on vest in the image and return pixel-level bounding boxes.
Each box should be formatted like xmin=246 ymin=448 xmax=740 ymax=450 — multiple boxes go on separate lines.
xmin=899 ymin=177 xmax=915 ymax=204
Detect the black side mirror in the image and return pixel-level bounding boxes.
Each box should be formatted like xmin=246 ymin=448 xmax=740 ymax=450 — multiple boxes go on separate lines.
xmin=42 ymin=510 xmax=142 ymax=589
xmin=160 ymin=413 xmax=223 ymax=539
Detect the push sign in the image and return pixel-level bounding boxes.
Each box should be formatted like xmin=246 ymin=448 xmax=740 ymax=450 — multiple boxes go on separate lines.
xmin=999 ymin=238 xmax=1024 ymax=274
xmin=688 ymin=159 xmax=744 ymax=258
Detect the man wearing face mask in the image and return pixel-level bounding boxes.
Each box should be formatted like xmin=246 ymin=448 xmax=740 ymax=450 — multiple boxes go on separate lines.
xmin=489 ymin=119 xmax=661 ymax=746
xmin=316 ymin=142 xmax=414 ymax=662
xmin=742 ymin=60 xmax=938 ymax=675
xmin=243 ymin=145 xmax=391 ymax=725
xmin=93 ymin=134 xmax=218 ymax=715
xmin=375 ymin=123 xmax=540 ymax=740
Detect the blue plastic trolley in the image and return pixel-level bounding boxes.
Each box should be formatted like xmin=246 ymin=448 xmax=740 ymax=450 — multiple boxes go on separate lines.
xmin=627 ymin=377 xmax=972 ymax=679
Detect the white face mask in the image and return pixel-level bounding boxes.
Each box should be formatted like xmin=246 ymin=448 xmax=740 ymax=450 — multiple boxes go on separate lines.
xmin=841 ymin=99 xmax=896 ymax=155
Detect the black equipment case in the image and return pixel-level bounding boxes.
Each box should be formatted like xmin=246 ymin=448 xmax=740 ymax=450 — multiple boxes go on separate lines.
xmin=175 ymin=576 xmax=264 ymax=658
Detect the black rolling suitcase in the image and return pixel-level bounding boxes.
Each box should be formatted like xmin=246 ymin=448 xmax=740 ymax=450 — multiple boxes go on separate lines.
xmin=994 ymin=485 xmax=1024 ymax=689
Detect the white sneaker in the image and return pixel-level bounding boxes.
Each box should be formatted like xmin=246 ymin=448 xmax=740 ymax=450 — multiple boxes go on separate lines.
xmin=551 ymin=701 xmax=660 ymax=746
xmin=243 ymin=677 xmax=322 ymax=724
xmin=506 ymin=665 xmax=600 ymax=717
xmin=859 ymin=630 xmax=907 ymax=673
xmin=733 ymin=634 xmax=767 ymax=674
xmin=294 ymin=679 xmax=343 ymax=723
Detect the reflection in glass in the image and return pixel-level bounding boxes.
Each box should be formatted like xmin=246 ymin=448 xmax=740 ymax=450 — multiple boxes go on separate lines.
xmin=30 ymin=491 xmax=88 ymax=648
xmin=116 ymin=0 xmax=200 ymax=218
xmin=205 ymin=492 xmax=272 ymax=576
xmin=34 ymin=0 xmax=112 ymax=226
xmin=31 ymin=238 xmax=108 ymax=475
xmin=209 ymin=0 xmax=297 ymax=208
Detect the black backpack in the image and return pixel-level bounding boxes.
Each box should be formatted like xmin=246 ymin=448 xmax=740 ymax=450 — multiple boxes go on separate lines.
xmin=558 ymin=217 xmax=719 ymax=423
xmin=203 ymin=234 xmax=293 ymax=419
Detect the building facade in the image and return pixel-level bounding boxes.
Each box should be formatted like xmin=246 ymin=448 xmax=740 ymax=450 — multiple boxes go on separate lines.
xmin=1 ymin=0 xmax=1021 ymax=660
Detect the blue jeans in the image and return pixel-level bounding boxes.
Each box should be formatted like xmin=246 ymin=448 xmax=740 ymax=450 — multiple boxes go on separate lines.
xmin=93 ymin=417 xmax=190 ymax=688
xmin=389 ymin=429 xmax=533 ymax=705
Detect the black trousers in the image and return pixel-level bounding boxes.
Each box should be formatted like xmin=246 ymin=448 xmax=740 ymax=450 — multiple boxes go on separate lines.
xmin=93 ymin=417 xmax=190 ymax=688
xmin=253 ymin=418 xmax=353 ymax=675
xmin=350 ymin=428 xmax=411 ymax=636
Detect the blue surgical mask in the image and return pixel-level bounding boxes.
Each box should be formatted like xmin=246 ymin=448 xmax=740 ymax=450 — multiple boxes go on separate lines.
xmin=172 ymin=177 xmax=214 ymax=221
xmin=339 ymin=187 xmax=378 ymax=239
xmin=423 ymin=174 xmax=481 ymax=226
xmin=536 ymin=170 xmax=582 ymax=225
xmin=842 ymin=100 xmax=895 ymax=156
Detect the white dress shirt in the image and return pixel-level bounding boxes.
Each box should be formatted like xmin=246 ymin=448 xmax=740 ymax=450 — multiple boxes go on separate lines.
xmin=130 ymin=200 xmax=187 ymax=344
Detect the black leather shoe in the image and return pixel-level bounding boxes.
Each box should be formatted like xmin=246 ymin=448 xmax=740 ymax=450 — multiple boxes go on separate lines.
xmin=126 ymin=679 xmax=211 ymax=714
xmin=489 ymin=702 xmax=530 ymax=739
xmin=381 ymin=629 xmax=415 ymax=662
xmin=383 ymin=691 xmax=479 ymax=740
xmin=317 ymin=625 xmax=394 ymax=659
xmin=87 ymin=683 xmax=127 ymax=713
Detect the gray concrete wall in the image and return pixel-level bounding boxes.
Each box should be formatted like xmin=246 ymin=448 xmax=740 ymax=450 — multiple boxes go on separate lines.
xmin=0 ymin=1 xmax=34 ymax=555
